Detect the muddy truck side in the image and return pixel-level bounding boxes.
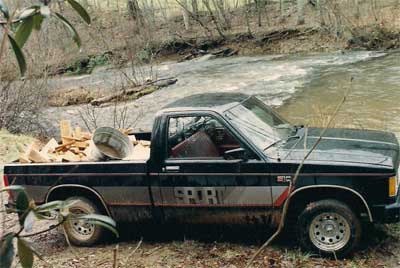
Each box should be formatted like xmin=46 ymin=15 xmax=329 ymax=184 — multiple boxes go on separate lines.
xmin=5 ymin=93 xmax=400 ymax=257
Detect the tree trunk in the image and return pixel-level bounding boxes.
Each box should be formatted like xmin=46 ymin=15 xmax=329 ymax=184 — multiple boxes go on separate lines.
xmin=317 ymin=0 xmax=325 ymax=26
xmin=191 ymin=0 xmax=199 ymax=17
xmin=127 ymin=0 xmax=143 ymax=24
xmin=297 ymin=0 xmax=305 ymax=25
xmin=280 ymin=0 xmax=286 ymax=21
xmin=181 ymin=0 xmax=191 ymax=30
xmin=354 ymin=0 xmax=360 ymax=19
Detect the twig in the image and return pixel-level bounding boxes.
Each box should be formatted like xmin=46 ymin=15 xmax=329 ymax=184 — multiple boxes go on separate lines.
xmin=113 ymin=244 xmax=119 ymax=268
xmin=20 ymin=221 xmax=64 ymax=238
xmin=245 ymin=77 xmax=353 ymax=268
xmin=123 ymin=238 xmax=143 ymax=266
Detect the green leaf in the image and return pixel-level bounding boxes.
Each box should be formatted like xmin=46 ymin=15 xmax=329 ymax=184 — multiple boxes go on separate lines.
xmin=0 ymin=185 xmax=25 ymax=192
xmin=18 ymin=7 xmax=38 ymax=20
xmin=40 ymin=5 xmax=50 ymax=17
xmin=53 ymin=12 xmax=81 ymax=48
xmin=7 ymin=34 xmax=27 ymax=77
xmin=75 ymin=214 xmax=119 ymax=237
xmin=67 ymin=0 xmax=91 ymax=24
xmin=0 ymin=0 xmax=9 ymax=19
xmin=0 ymin=233 xmax=15 ymax=268
xmin=23 ymin=211 xmax=36 ymax=232
xmin=35 ymin=200 xmax=64 ymax=212
xmin=16 ymin=191 xmax=30 ymax=225
xmin=17 ymin=238 xmax=34 ymax=268
xmin=77 ymin=214 xmax=117 ymax=227
xmin=85 ymin=220 xmax=119 ymax=237
xmin=15 ymin=16 xmax=34 ymax=48
xmin=32 ymin=14 xmax=44 ymax=31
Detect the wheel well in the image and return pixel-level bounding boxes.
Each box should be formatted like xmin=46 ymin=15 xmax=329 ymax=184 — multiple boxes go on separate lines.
xmin=46 ymin=186 xmax=110 ymax=216
xmin=287 ymin=187 xmax=371 ymax=223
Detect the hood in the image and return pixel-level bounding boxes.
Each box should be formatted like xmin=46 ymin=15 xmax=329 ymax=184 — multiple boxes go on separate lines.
xmin=279 ymin=128 xmax=399 ymax=168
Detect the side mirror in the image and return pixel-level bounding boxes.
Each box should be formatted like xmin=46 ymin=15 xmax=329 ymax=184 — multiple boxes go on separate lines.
xmin=224 ymin=148 xmax=248 ymax=161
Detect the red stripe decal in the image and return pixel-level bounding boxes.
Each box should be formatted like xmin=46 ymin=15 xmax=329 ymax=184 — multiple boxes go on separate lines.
xmin=273 ymin=187 xmax=290 ymax=207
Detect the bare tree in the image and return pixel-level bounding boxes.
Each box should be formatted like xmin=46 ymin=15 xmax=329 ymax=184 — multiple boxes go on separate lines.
xmin=280 ymin=0 xmax=286 ymax=21
xmin=180 ymin=0 xmax=191 ymax=30
xmin=316 ymin=0 xmax=326 ymax=26
xmin=297 ymin=0 xmax=306 ymax=25
xmin=202 ymin=0 xmax=227 ymax=39
xmin=127 ymin=0 xmax=144 ymax=25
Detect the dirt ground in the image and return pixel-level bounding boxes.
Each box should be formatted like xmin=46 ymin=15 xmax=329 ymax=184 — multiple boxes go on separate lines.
xmin=3 ymin=209 xmax=400 ymax=268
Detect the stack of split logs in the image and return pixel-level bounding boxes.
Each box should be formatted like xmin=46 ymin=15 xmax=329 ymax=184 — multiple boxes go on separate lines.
xmin=19 ymin=120 xmax=150 ymax=163
xmin=19 ymin=120 xmax=92 ymax=163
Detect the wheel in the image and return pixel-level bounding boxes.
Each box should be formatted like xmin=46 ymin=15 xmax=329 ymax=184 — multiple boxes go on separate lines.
xmin=297 ymin=199 xmax=361 ymax=258
xmin=64 ymin=197 xmax=104 ymax=246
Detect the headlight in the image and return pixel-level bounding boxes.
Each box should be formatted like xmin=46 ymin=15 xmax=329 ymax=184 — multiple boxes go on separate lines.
xmin=389 ymin=176 xmax=398 ymax=197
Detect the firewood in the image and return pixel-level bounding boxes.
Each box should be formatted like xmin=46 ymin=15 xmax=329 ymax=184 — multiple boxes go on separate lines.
xmin=60 ymin=120 xmax=73 ymax=144
xmin=55 ymin=141 xmax=75 ymax=152
xmin=62 ymin=151 xmax=81 ymax=162
xmin=28 ymin=149 xmax=50 ymax=163
xmin=81 ymin=132 xmax=92 ymax=140
xmin=74 ymin=127 xmax=82 ymax=139
xmin=125 ymin=143 xmax=150 ymax=160
xmin=41 ymin=138 xmax=59 ymax=154
xmin=19 ymin=155 xmax=31 ymax=163
xmin=73 ymin=141 xmax=89 ymax=149
xmin=139 ymin=140 xmax=151 ymax=147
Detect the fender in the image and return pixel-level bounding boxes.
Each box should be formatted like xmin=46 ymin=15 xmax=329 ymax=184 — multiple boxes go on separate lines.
xmin=45 ymin=184 xmax=112 ymax=217
xmin=290 ymin=185 xmax=373 ymax=222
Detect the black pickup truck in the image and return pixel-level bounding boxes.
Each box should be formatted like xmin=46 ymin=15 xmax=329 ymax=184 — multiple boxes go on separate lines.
xmin=4 ymin=93 xmax=400 ymax=257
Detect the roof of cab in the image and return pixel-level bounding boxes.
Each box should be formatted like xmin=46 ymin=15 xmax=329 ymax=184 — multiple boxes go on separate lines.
xmin=162 ymin=93 xmax=250 ymax=113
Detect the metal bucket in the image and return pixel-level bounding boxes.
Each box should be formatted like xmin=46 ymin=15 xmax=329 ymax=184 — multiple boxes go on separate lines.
xmin=88 ymin=127 xmax=134 ymax=161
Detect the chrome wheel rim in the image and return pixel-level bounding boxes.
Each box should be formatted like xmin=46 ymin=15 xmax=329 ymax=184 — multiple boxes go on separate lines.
xmin=68 ymin=208 xmax=95 ymax=240
xmin=309 ymin=212 xmax=351 ymax=252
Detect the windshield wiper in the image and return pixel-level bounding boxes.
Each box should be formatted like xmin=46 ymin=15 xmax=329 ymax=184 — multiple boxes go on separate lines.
xmin=263 ymin=135 xmax=300 ymax=151
xmin=274 ymin=123 xmax=297 ymax=134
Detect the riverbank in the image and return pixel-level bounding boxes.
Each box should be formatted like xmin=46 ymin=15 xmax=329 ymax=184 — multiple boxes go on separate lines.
xmin=2 ymin=0 xmax=399 ymax=79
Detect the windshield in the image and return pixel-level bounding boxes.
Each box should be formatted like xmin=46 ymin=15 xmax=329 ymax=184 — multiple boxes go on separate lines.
xmin=224 ymin=96 xmax=294 ymax=149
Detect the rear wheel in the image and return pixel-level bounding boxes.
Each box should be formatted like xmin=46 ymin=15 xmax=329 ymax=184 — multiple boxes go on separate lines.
xmin=297 ymin=199 xmax=361 ymax=258
xmin=64 ymin=197 xmax=104 ymax=246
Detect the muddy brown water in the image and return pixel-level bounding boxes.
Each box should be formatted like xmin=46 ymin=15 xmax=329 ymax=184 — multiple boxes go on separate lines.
xmin=45 ymin=50 xmax=400 ymax=139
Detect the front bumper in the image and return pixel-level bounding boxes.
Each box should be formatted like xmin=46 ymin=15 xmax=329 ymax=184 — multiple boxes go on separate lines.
xmin=372 ymin=194 xmax=400 ymax=223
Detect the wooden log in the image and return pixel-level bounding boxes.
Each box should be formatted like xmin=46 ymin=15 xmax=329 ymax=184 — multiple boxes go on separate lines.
xmin=62 ymin=151 xmax=81 ymax=162
xmin=91 ymin=78 xmax=178 ymax=106
xmin=28 ymin=149 xmax=51 ymax=163
xmin=138 ymin=140 xmax=151 ymax=147
xmin=126 ymin=143 xmax=150 ymax=160
xmin=60 ymin=120 xmax=73 ymax=144
xmin=19 ymin=142 xmax=39 ymax=163
xmin=73 ymin=141 xmax=89 ymax=149
xmin=74 ymin=127 xmax=82 ymax=140
xmin=41 ymin=138 xmax=59 ymax=154
xmin=55 ymin=141 xmax=75 ymax=152
xmin=81 ymin=132 xmax=92 ymax=140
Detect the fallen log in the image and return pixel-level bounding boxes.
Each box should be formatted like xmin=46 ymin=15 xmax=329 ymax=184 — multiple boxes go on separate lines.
xmin=91 ymin=77 xmax=177 ymax=106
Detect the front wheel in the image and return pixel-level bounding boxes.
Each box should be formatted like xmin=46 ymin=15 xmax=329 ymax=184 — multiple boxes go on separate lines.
xmin=297 ymin=199 xmax=361 ymax=258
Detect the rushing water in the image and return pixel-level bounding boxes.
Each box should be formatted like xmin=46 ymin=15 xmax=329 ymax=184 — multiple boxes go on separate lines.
xmin=46 ymin=50 xmax=400 ymax=137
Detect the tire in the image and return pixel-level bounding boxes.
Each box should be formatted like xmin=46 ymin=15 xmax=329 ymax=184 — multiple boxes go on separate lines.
xmin=63 ymin=197 xmax=104 ymax=246
xmin=297 ymin=199 xmax=361 ymax=258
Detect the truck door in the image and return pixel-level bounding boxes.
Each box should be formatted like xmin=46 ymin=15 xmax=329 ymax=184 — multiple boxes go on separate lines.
xmin=156 ymin=114 xmax=272 ymax=224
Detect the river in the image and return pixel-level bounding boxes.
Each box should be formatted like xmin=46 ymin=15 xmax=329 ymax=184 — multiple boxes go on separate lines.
xmin=45 ymin=50 xmax=400 ymax=137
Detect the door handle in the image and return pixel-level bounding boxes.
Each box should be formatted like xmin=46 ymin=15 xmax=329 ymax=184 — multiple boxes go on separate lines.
xmin=162 ymin=165 xmax=180 ymax=172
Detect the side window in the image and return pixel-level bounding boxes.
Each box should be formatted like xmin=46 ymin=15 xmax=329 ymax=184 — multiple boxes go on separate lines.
xmin=167 ymin=116 xmax=242 ymax=159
